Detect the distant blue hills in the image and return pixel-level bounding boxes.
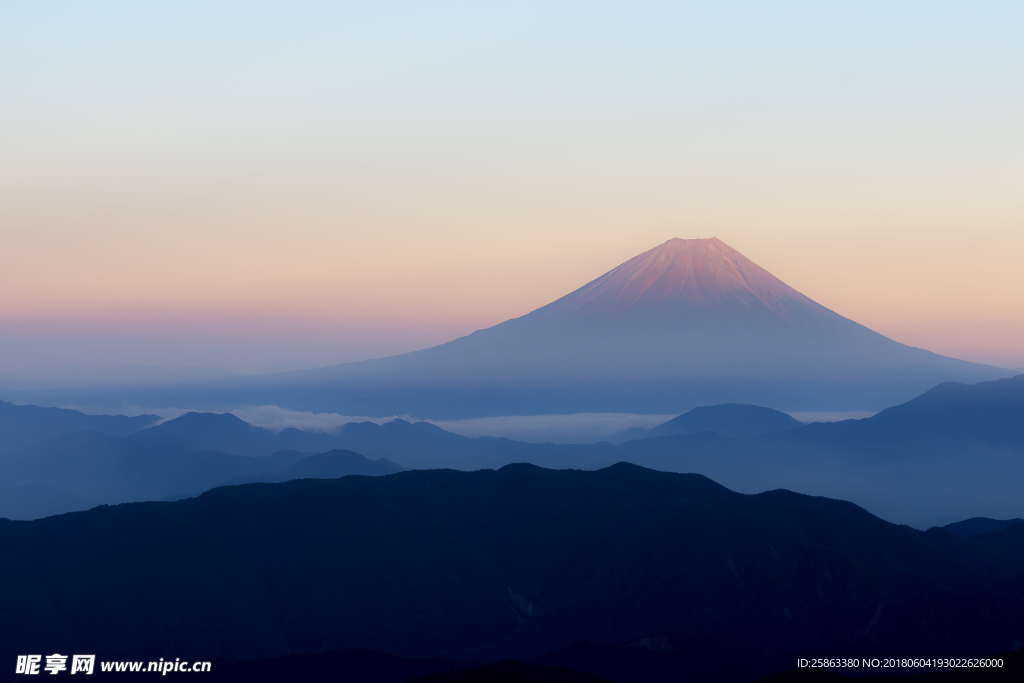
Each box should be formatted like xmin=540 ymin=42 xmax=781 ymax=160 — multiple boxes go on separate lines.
xmin=1 ymin=373 xmax=1022 ymax=526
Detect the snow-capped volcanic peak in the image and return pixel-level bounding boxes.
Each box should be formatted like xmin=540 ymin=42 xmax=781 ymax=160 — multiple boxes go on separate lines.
xmin=541 ymin=237 xmax=810 ymax=314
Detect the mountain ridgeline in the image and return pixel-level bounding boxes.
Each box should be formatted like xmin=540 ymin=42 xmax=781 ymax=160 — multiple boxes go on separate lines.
xmin=2 ymin=464 xmax=1023 ymax=682
xmin=610 ymin=403 xmax=802 ymax=442
xmin=0 ymin=405 xmax=402 ymax=520
xmin=0 ymin=400 xmax=158 ymax=454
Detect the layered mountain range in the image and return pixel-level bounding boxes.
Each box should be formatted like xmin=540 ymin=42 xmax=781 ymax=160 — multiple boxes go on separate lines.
xmin=2 ymin=374 xmax=1022 ymax=525
xmin=3 ymin=376 xmax=1023 ymax=680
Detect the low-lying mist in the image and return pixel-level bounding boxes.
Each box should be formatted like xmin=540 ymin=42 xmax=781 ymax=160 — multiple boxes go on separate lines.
xmin=94 ymin=404 xmax=872 ymax=444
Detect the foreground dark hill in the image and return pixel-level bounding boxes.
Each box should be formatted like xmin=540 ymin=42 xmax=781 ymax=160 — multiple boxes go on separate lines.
xmin=77 ymin=238 xmax=1005 ymax=417
xmin=2 ymin=464 xmax=1023 ymax=682
xmin=942 ymin=517 xmax=1024 ymax=537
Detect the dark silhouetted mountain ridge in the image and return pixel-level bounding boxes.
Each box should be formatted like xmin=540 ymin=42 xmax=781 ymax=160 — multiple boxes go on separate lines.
xmin=2 ymin=464 xmax=1023 ymax=682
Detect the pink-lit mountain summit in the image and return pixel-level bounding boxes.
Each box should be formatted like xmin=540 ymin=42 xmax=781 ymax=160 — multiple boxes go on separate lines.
xmin=542 ymin=238 xmax=807 ymax=313
xmin=138 ymin=238 xmax=1008 ymax=417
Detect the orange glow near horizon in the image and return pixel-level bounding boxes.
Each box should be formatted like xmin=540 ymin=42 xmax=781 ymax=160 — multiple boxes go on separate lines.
xmin=4 ymin=207 xmax=1022 ymax=374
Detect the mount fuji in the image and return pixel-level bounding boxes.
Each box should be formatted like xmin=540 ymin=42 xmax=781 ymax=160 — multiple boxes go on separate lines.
xmin=122 ymin=238 xmax=1009 ymax=417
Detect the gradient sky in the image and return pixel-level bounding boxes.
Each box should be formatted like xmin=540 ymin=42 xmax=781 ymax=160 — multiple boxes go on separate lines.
xmin=3 ymin=1 xmax=1022 ymax=387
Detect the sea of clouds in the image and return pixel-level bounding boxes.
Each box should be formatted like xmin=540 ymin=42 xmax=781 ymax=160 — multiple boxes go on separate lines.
xmin=75 ymin=404 xmax=873 ymax=444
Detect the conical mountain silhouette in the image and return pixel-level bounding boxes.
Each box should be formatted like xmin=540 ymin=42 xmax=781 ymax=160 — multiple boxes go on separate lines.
xmin=165 ymin=238 xmax=1007 ymax=417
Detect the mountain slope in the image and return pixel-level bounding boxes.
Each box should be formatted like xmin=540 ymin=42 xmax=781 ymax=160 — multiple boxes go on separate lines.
xmin=278 ymin=449 xmax=402 ymax=479
xmin=124 ymin=238 xmax=1003 ymax=417
xmin=615 ymin=375 xmax=1024 ymax=525
xmin=0 ymin=426 xmax=402 ymax=520
xmin=2 ymin=464 xmax=1022 ymax=682
xmin=852 ymin=374 xmax=1024 ymax=445
xmin=639 ymin=403 xmax=801 ymax=440
xmin=131 ymin=411 xmax=348 ymax=456
xmin=790 ymin=374 xmax=1024 ymax=446
xmin=0 ymin=400 xmax=157 ymax=454
xmin=7 ymin=374 xmax=1024 ymax=524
